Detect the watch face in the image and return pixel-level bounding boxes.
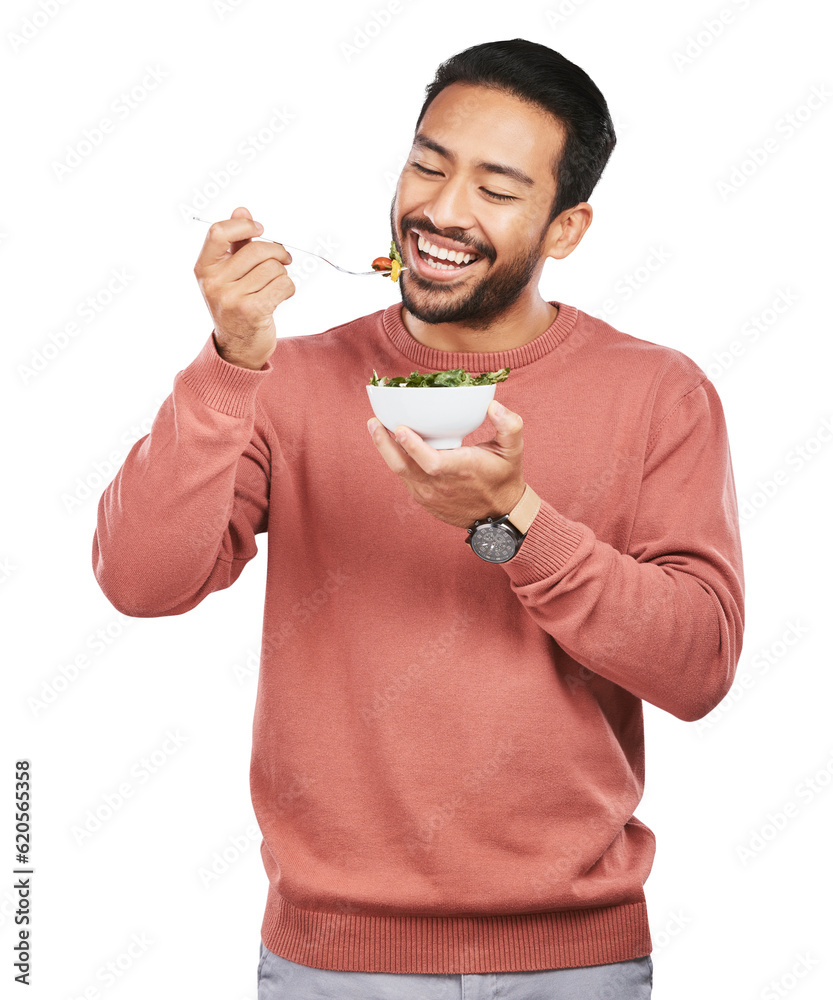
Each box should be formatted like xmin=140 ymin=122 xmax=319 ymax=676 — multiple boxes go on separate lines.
xmin=472 ymin=522 xmax=518 ymax=563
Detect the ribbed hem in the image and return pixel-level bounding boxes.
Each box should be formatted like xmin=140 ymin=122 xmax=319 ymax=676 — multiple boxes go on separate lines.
xmin=503 ymin=497 xmax=590 ymax=586
xmin=261 ymin=892 xmax=651 ymax=973
xmin=178 ymin=331 xmax=273 ymax=418
xmin=381 ymin=302 xmax=578 ymax=373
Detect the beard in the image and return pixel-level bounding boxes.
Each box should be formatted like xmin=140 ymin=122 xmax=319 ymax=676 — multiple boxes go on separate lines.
xmin=391 ymin=204 xmax=547 ymax=331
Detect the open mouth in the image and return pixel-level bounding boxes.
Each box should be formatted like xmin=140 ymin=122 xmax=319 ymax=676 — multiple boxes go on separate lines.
xmin=409 ymin=230 xmax=485 ymax=276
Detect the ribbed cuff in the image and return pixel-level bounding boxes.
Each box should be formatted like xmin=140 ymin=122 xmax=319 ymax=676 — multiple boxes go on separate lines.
xmin=261 ymin=891 xmax=651 ymax=973
xmin=178 ymin=331 xmax=273 ymax=418
xmin=503 ymin=497 xmax=589 ymax=586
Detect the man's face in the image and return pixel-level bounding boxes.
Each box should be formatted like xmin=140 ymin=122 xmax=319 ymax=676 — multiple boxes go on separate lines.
xmin=390 ymin=82 xmax=563 ymax=329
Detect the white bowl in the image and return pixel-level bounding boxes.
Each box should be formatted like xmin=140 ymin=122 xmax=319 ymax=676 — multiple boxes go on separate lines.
xmin=366 ymin=383 xmax=497 ymax=449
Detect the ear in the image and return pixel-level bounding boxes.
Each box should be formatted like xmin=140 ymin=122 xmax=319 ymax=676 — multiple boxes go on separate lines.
xmin=542 ymin=202 xmax=593 ymax=261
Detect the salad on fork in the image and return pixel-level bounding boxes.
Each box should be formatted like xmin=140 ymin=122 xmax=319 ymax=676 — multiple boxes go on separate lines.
xmin=192 ymin=216 xmax=407 ymax=280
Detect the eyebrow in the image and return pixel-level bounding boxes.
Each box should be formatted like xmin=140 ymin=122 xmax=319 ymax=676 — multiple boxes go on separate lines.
xmin=412 ymin=133 xmax=536 ymax=188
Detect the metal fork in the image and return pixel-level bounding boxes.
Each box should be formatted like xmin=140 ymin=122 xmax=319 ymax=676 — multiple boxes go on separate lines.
xmin=191 ymin=216 xmax=407 ymax=276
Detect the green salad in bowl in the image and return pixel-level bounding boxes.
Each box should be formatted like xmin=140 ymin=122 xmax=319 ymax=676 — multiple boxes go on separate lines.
xmin=369 ymin=366 xmax=509 ymax=387
xmin=366 ymin=367 xmax=510 ymax=449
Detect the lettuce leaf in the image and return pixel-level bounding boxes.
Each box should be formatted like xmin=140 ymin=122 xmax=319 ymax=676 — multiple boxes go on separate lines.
xmin=369 ymin=367 xmax=509 ymax=387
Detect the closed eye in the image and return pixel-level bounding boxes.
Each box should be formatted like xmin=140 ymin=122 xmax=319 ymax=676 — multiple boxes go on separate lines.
xmin=483 ymin=190 xmax=516 ymax=203
xmin=409 ymin=161 xmax=517 ymax=202
xmin=411 ymin=161 xmax=442 ymax=176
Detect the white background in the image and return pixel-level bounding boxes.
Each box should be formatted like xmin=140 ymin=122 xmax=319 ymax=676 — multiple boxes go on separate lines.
xmin=2 ymin=0 xmax=832 ymax=997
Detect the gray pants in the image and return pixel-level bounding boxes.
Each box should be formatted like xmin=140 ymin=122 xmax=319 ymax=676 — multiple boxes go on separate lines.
xmin=257 ymin=941 xmax=653 ymax=999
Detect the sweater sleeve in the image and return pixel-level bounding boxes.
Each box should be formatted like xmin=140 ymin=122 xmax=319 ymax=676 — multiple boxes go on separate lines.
xmin=92 ymin=332 xmax=274 ymax=618
xmin=502 ymin=377 xmax=745 ymax=722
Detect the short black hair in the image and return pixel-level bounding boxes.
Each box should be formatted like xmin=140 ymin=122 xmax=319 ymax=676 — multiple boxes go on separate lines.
xmin=415 ymin=39 xmax=616 ymax=224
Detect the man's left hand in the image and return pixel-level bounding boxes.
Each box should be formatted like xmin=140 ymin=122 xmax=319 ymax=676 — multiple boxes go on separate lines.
xmin=367 ymin=399 xmax=527 ymax=529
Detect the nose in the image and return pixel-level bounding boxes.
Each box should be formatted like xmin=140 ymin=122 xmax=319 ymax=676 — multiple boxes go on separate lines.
xmin=423 ymin=174 xmax=476 ymax=234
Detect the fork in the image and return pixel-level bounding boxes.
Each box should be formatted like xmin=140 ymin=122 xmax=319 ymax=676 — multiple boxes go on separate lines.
xmin=191 ymin=216 xmax=407 ymax=276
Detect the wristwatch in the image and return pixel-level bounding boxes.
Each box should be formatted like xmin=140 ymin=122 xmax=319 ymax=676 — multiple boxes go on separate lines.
xmin=465 ymin=484 xmax=542 ymax=563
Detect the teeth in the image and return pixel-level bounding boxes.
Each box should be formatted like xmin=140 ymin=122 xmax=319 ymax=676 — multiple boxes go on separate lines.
xmin=417 ymin=233 xmax=477 ymax=265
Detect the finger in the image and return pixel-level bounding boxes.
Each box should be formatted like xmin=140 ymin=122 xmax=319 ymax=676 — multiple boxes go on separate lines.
xmin=486 ymin=400 xmax=524 ymax=450
xmin=228 ymin=205 xmax=257 ymax=255
xmin=219 ymin=240 xmax=293 ymax=283
xmin=234 ymin=259 xmax=294 ymax=301
xmin=367 ymin=418 xmax=425 ymax=478
xmin=195 ymin=210 xmax=264 ymax=271
xmin=389 ymin=423 xmax=456 ymax=477
xmin=197 ymin=207 xmax=294 ymax=273
xmin=232 ymin=207 xmax=293 ymax=265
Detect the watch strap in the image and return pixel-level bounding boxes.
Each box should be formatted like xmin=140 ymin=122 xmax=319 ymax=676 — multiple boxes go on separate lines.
xmin=506 ymin=484 xmax=541 ymax=536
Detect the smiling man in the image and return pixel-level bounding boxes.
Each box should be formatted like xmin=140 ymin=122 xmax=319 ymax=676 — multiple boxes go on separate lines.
xmin=394 ymin=82 xmax=576 ymax=346
xmin=93 ymin=39 xmax=744 ymax=1000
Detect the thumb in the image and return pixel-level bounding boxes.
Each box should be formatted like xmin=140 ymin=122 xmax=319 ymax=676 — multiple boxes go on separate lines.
xmin=488 ymin=399 xmax=523 ymax=441
xmin=228 ymin=206 xmax=259 ymax=254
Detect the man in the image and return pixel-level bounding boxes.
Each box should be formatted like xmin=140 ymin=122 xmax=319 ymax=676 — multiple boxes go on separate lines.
xmin=93 ymin=38 xmax=744 ymax=1000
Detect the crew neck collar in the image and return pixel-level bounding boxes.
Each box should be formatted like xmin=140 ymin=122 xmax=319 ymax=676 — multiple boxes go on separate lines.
xmin=381 ymin=300 xmax=578 ymax=372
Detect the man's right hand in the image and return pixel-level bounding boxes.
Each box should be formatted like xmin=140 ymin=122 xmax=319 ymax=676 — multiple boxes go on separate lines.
xmin=193 ymin=206 xmax=295 ymax=370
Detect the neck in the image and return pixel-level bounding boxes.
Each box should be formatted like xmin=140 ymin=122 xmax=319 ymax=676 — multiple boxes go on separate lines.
xmin=402 ymin=291 xmax=558 ymax=353
xmin=401 ymin=291 xmax=559 ymax=355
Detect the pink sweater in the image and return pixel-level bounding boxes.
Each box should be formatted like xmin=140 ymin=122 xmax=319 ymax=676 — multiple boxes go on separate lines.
xmin=92 ymin=301 xmax=744 ymax=973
